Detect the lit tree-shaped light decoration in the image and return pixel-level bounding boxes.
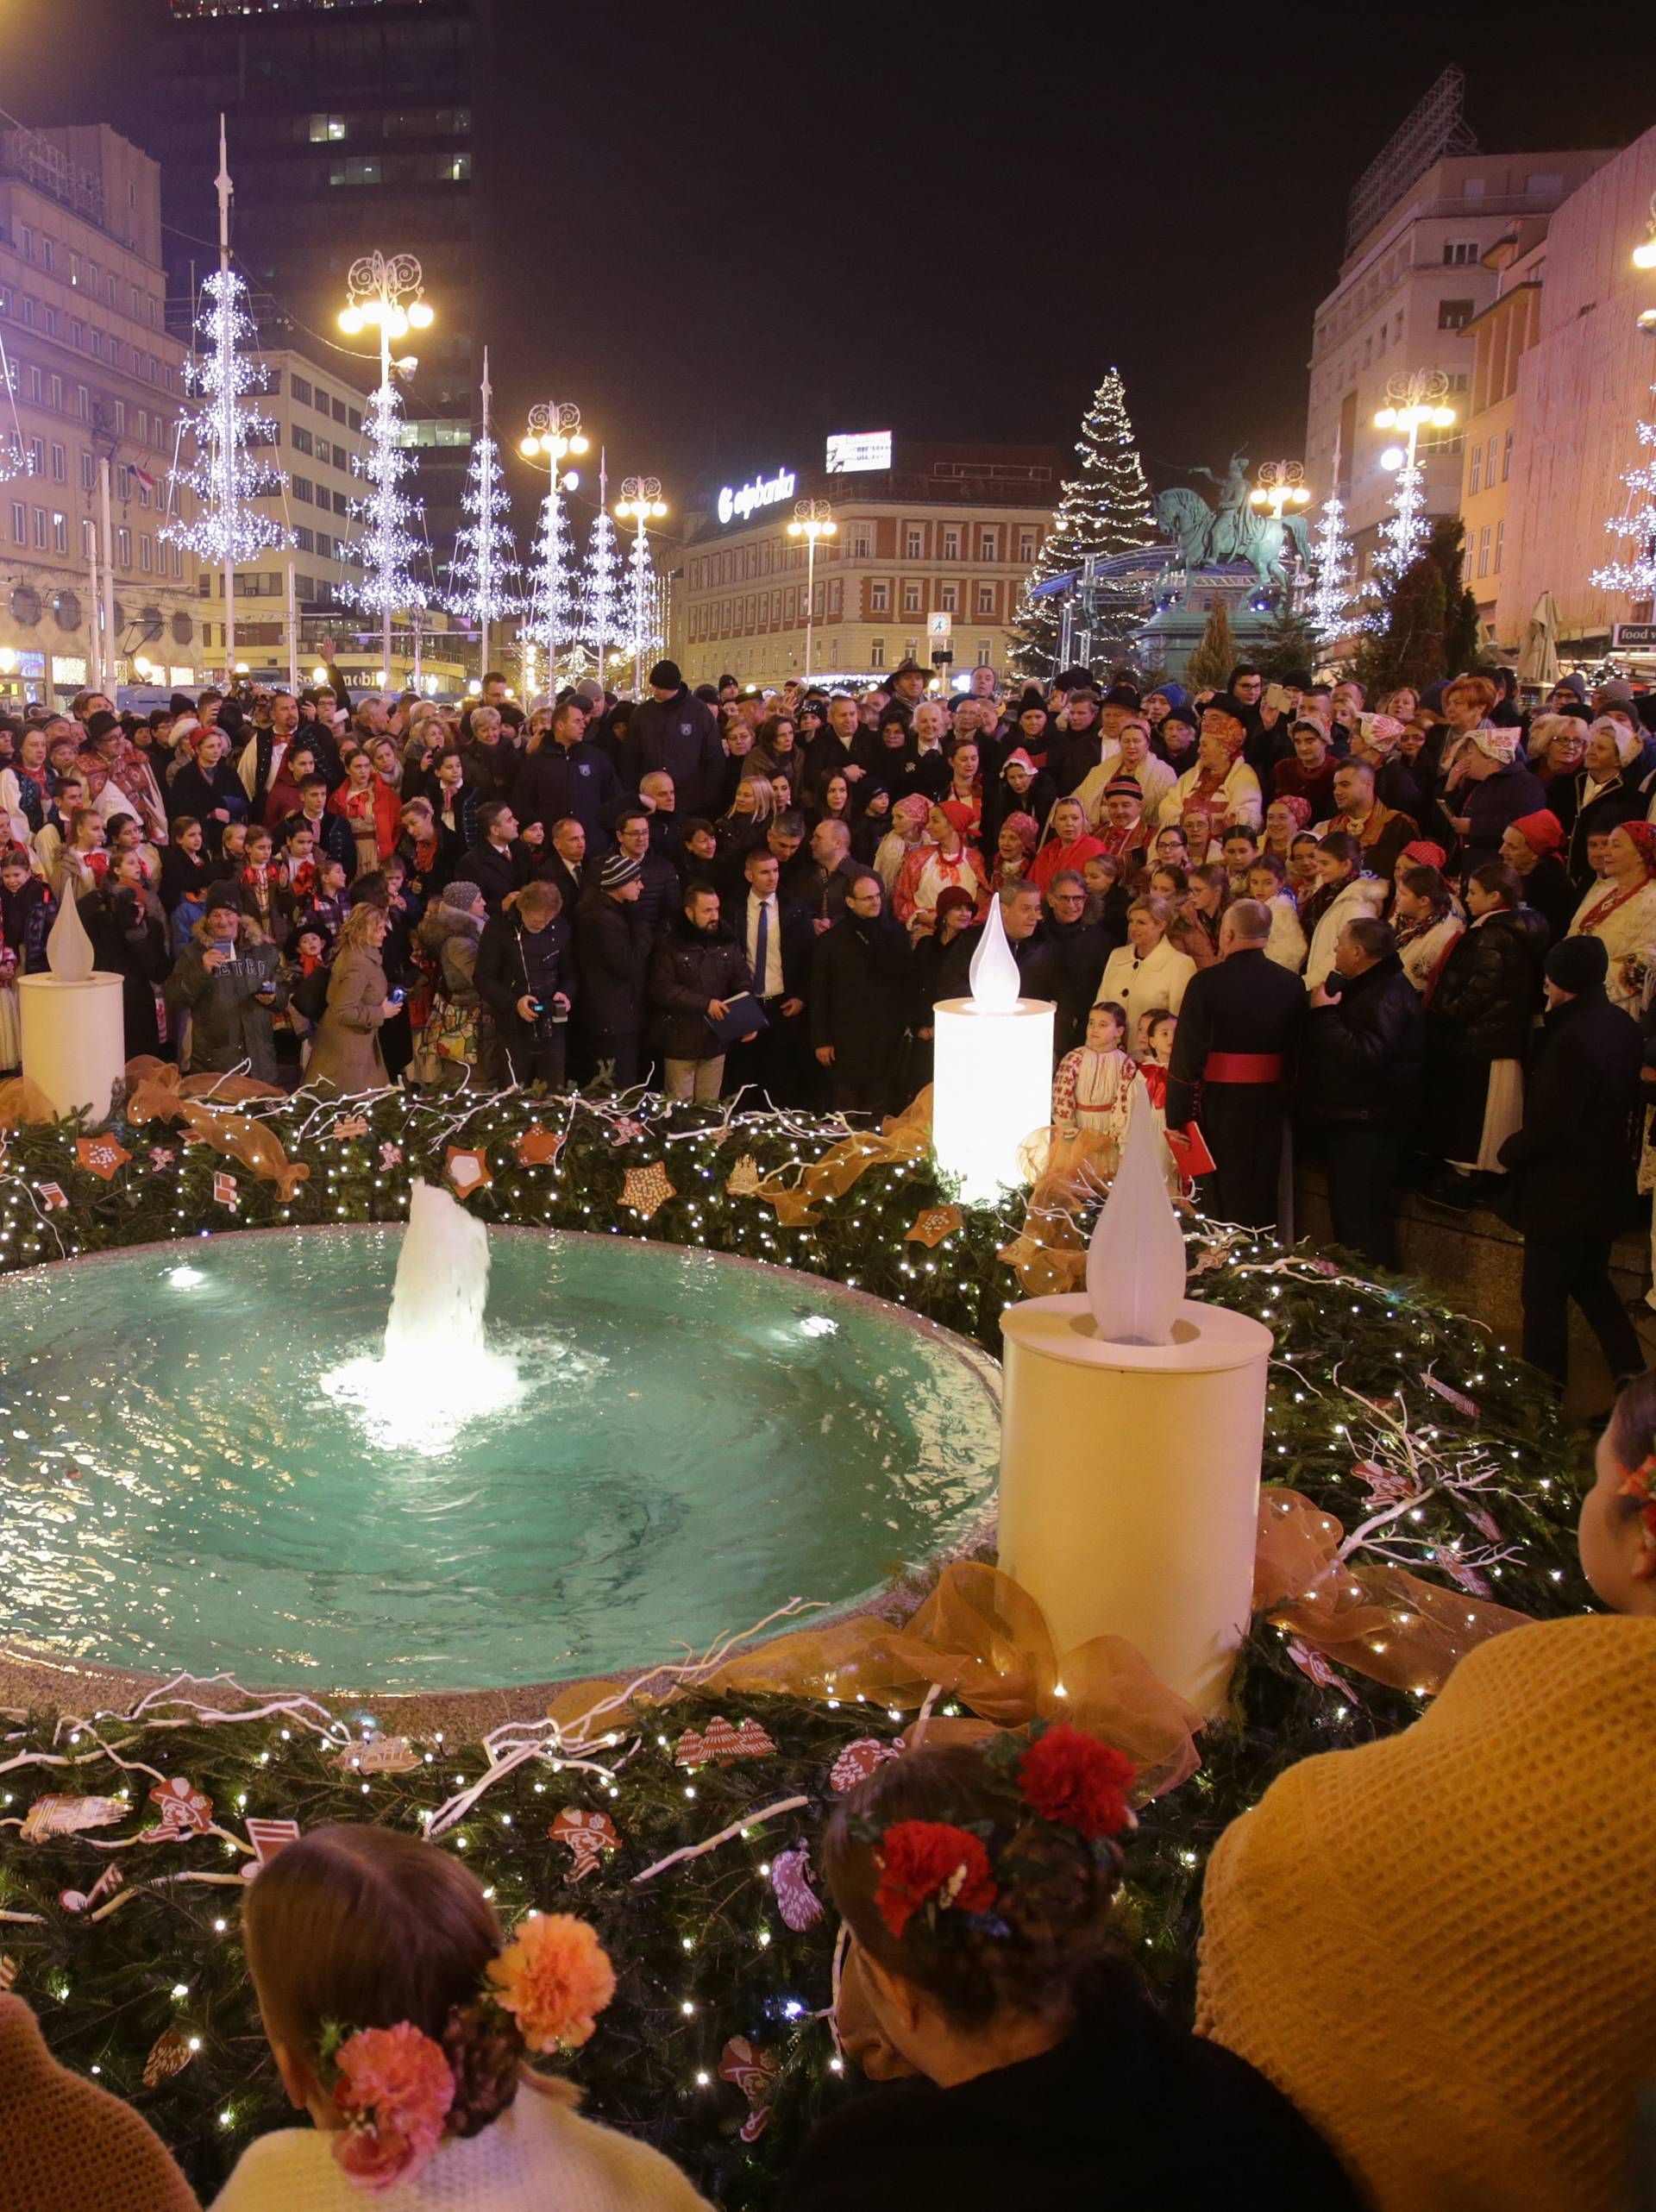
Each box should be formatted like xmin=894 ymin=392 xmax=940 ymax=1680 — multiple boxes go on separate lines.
xmin=581 ymin=449 xmax=627 ymax=691
xmin=1372 ymin=369 xmax=1456 ymax=588
xmin=160 ymin=119 xmax=291 ymax=678
xmin=336 ymin=249 xmax=435 ymax=686
xmin=519 ymin=400 xmax=587 ymax=696
xmin=617 ymin=475 xmax=668 ymax=696
xmin=444 ymin=347 xmax=519 ymax=681
xmin=1308 ymin=428 xmax=1357 ymax=647
xmin=1591 ymin=371 xmax=1656 ymax=606
xmin=0 ymin=327 xmax=33 ymax=483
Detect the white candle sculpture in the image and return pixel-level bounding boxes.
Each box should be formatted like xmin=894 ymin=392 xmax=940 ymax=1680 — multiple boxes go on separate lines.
xmin=20 ymin=882 xmax=129 ymax=1124
xmin=996 ymin=1074 xmax=1274 ymax=1714
xmin=931 ymin=893 xmax=1055 ymax=1205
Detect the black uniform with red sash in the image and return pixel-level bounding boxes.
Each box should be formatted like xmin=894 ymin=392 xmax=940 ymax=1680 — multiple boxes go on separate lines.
xmin=1165 ymin=946 xmax=1307 ymax=1228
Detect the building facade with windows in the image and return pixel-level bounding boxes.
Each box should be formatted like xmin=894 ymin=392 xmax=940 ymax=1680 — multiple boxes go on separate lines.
xmin=1454 ymin=232 xmax=1544 ymax=640
xmin=0 ymin=119 xmax=200 ymax=707
xmin=163 ymin=0 xmax=476 ymax=561
xmin=674 ymin=441 xmax=1059 ymax=688
xmin=1304 ymin=100 xmax=1612 ymax=590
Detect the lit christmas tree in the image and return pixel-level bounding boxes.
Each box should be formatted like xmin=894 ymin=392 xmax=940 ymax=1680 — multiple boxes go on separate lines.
xmin=1010 ymin=367 xmax=1156 ymax=680
xmin=1308 ymin=431 xmax=1357 ymax=646
xmin=523 ymin=481 xmax=580 ymax=691
xmin=580 ymin=470 xmax=627 ymax=691
xmin=627 ymin=524 xmax=666 ymax=683
xmin=340 ymin=374 xmax=428 ymax=652
xmin=444 ymin=349 xmax=519 ymax=674
xmin=1592 ymin=371 xmax=1656 ymax=605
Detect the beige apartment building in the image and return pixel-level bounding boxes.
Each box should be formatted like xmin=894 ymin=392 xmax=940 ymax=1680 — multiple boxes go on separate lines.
xmin=674 ymin=440 xmax=1059 ymax=689
xmin=0 ymin=119 xmax=200 ymax=707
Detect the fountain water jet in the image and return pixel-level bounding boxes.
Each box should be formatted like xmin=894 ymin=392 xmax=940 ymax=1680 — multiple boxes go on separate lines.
xmin=322 ymin=1178 xmax=526 ymax=1454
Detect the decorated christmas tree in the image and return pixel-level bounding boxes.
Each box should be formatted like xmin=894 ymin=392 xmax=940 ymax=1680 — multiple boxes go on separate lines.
xmin=444 ymin=351 xmax=520 ymax=670
xmin=580 ymin=499 xmax=628 ymax=691
xmin=1010 ymin=368 xmax=1156 ymax=681
xmin=626 ymin=522 xmax=666 ymax=683
xmin=1307 ymin=470 xmax=1357 ymax=650
xmin=524 ymin=486 xmax=579 ymax=689
xmin=1356 ymin=517 xmax=1479 ymax=696
xmin=1591 ymin=371 xmax=1656 ymax=605
xmin=340 ymin=374 xmax=428 ymax=634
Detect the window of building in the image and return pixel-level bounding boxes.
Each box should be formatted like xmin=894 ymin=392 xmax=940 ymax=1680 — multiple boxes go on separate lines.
xmin=333 ymin=398 xmax=349 ymax=424
xmin=112 ymin=401 xmax=125 ymax=434
xmin=76 ymin=385 xmax=89 ymax=421
xmin=939 ymin=582 xmax=957 ymax=613
xmin=292 ymin=424 xmax=313 ymax=456
xmin=32 ymin=508 xmax=47 ymax=550
xmin=976 ymin=582 xmax=994 ymax=614
xmin=292 ymin=374 xmax=312 ymax=405
xmin=977 ymin=639 xmax=993 ymax=667
xmin=28 ymin=437 xmax=42 ymax=476
xmin=309 ymin=114 xmax=348 ymax=141
xmin=850 ymin=525 xmax=872 ymax=558
xmin=1502 ymin=427 xmax=1513 ymax=481
xmin=19 ymin=226 xmax=31 ymax=261
xmin=1018 ymin=528 xmax=1037 ymax=564
xmin=829 ymin=578 xmax=842 ymax=616
xmin=1470 ymin=443 xmax=1482 ymax=495
xmin=80 ymin=451 xmax=95 ymax=492
xmin=1443 ymin=240 xmax=1481 ymax=265
xmin=25 ymin=366 xmax=41 ymax=405
xmin=905 ymin=526 xmax=922 ymax=557
xmin=139 ymin=534 xmax=152 ymax=571
xmin=903 ymin=581 xmax=921 ymax=613
xmin=49 ymin=442 xmax=65 ymax=483
xmin=106 ymin=275 xmax=117 ymax=306
xmin=117 ymin=526 xmax=131 ymax=567
xmin=1486 ymin=434 xmax=1498 ymax=486
xmin=333 ymin=490 xmax=349 ymax=516
xmin=52 ymin=512 xmax=67 ymax=555
xmin=40 ymin=238 xmax=53 ymax=275
xmin=329 ymin=157 xmax=382 ymax=186
xmin=292 ymin=475 xmax=314 ymax=502
xmin=314 ymin=388 xmax=333 ymax=416
xmin=19 ymin=296 xmax=33 ymax=327
xmin=869 ymin=580 xmax=888 ymax=613
xmin=294 ymin=524 xmax=315 ymax=553
xmin=9 ymin=501 xmax=24 ymax=543
xmin=943 ymin=525 xmax=960 ymax=560
xmin=980 ymin=527 xmax=998 ymax=560
xmin=1495 ymin=519 xmax=1505 ymax=573
xmin=1477 ymin=525 xmax=1490 ymax=578
xmin=870 ymin=638 xmax=885 ymax=669
xmin=1526 ymin=173 xmax=1563 ymax=196
xmin=1438 ymin=298 xmax=1474 ymax=331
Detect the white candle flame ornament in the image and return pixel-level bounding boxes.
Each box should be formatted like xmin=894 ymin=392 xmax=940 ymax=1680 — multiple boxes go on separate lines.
xmin=968 ymin=893 xmax=1021 ymax=1012
xmin=46 ymin=890 xmax=95 ymax=983
xmin=1085 ymin=1076 xmax=1186 ymax=1346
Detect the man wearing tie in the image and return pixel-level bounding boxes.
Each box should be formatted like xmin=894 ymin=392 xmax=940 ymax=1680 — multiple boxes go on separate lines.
xmin=728 ymin=843 xmax=813 ymax=1104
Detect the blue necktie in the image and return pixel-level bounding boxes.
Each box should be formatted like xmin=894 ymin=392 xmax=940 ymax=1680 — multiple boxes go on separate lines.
xmin=754 ymin=896 xmax=770 ymax=997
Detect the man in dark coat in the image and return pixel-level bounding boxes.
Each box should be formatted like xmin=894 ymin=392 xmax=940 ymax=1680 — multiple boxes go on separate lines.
xmin=511 ymin=698 xmax=621 ymax=846
xmin=536 ymin=815 xmax=588 ymax=915
xmin=1498 ymin=933 xmax=1646 ymax=1393
xmin=648 ymin=883 xmax=753 ymax=1102
xmin=1295 ymin=914 xmax=1423 ymax=1270
xmin=459 ymin=800 xmax=538 ymax=916
xmin=726 ymin=844 xmax=816 ymax=1105
xmin=612 ymin=804 xmax=679 ymax=939
xmin=474 ymin=878 xmax=574 ymax=1087
xmin=811 ymin=870 xmax=911 ymax=1117
xmin=1043 ymin=871 xmax=1110 ymax=1056
xmin=572 ymin=851 xmax=649 ymax=1090
xmin=804 ymin=693 xmax=878 ymax=797
xmin=1167 ymin=900 xmax=1307 ymax=1229
xmin=622 ymin=659 xmax=725 ymax=817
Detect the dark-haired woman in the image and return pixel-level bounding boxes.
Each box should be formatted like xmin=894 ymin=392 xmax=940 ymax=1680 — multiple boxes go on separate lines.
xmin=1421 ymin=860 xmax=1547 ymax=1208
xmin=781 ymin=1739 xmax=1360 ymax=2211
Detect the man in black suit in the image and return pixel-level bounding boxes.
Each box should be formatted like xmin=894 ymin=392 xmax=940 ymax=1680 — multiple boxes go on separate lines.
xmin=459 ymin=799 xmax=539 ymax=917
xmin=726 ymin=843 xmax=815 ymax=1104
xmin=537 ymin=815 xmax=588 ymax=914
xmin=1167 ymin=899 xmax=1306 ymax=1229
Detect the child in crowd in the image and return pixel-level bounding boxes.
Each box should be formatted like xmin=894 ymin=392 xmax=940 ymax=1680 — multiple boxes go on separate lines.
xmin=239 ymin=826 xmax=288 ymax=946
xmin=0 ymin=841 xmax=52 ymax=1068
xmin=294 ymin=855 xmax=349 ymax=942
xmin=160 ymin=814 xmax=213 ymax=914
xmin=213 ymin=1823 xmax=708 ymax=2209
xmin=1051 ymin=999 xmax=1135 ymax=1158
xmin=53 ymin=806 xmax=108 ymax=901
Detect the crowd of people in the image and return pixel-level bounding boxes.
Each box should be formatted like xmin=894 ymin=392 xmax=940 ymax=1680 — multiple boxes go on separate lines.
xmin=3 ymin=650 xmax=1656 ymax=1392
xmin=6 ymin=1367 xmax=1654 ymax=2209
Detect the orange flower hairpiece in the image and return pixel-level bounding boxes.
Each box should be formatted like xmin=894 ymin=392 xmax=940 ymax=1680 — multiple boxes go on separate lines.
xmin=1617 ymin=1453 xmax=1656 ymax=1580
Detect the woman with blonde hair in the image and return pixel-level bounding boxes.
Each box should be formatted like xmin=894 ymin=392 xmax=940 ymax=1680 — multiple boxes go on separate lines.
xmin=304 ymin=901 xmax=398 ymax=1092
xmin=214 ymin=1823 xmax=707 ymax=2209
xmin=1095 ymin=891 xmax=1197 ymax=1027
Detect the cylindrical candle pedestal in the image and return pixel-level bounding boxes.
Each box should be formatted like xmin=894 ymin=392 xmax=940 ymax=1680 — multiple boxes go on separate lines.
xmin=998 ymin=1295 xmax=1274 ymax=1716
xmin=20 ymin=971 xmax=128 ymax=1126
xmin=932 ymin=995 xmax=1054 ymax=1205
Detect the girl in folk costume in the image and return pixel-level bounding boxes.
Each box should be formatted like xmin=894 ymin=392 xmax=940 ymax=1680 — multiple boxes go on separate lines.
xmin=239 ymin=825 xmax=289 ymax=947
xmin=989 ymin=811 xmax=1039 ymax=893
xmin=1150 ymin=864 xmax=1217 ymax=971
xmin=892 ymin=801 xmax=988 ymax=932
xmin=872 ymin=792 xmax=932 ymax=895
xmin=1159 ymin=713 xmax=1264 ymax=838
xmin=0 ymin=726 xmax=52 ymax=845
xmin=1030 ymin=796 xmax=1105 ymax=895
xmin=941 ymin=740 xmax=984 ymax=841
xmin=1286 ymin=829 xmax=1320 ymax=904
xmin=1244 ymin=851 xmax=1309 ymax=973
xmin=1262 ymin=794 xmax=1311 ymax=864
xmin=1567 ymin=820 xmax=1656 ymax=1016
xmin=329 ymin=747 xmax=387 ymax=881
xmin=1391 ymin=864 xmax=1465 ymax=999
xmin=1051 ymin=998 xmax=1136 ymax=1156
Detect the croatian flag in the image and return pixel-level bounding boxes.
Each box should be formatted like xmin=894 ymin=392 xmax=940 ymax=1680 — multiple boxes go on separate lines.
xmin=132 ymin=464 xmax=158 ymax=492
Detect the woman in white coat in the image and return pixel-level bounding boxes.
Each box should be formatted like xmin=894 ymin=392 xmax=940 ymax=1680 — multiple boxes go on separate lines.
xmin=1300 ymin=831 xmax=1388 ymax=994
xmin=1095 ymin=890 xmax=1197 ymax=1030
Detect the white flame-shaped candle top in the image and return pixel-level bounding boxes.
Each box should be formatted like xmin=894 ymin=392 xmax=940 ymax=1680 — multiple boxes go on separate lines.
xmin=1084 ymin=1073 xmax=1186 ymax=1345
xmin=46 ymin=884 xmax=95 ymax=983
xmin=968 ymin=892 xmax=1021 ymax=1013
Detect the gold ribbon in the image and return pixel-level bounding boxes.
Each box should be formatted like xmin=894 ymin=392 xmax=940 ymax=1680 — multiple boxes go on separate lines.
xmin=752 ymin=1087 xmax=934 ymax=1228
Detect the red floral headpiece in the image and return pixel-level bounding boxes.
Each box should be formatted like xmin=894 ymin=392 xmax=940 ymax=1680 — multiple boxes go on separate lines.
xmin=319 ymin=1912 xmax=615 ymax=2193
xmin=862 ymin=1724 xmax=1138 ymax=1946
xmin=1618 ymin=1453 xmax=1656 ymax=1580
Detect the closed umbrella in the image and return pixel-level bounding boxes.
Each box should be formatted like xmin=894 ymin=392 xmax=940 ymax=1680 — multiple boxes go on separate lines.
xmin=1517 ymin=589 xmax=1561 ymax=689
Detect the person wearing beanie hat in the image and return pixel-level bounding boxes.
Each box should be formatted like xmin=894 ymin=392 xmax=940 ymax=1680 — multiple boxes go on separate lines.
xmin=407 ymin=878 xmax=489 ymax=1087
xmin=598 ymin=849 xmax=642 ymax=891
xmin=1156 ymin=702 xmax=1201 ymax=774
xmin=1443 ymin=723 xmax=1548 ymax=875
xmin=163 ymin=875 xmax=285 ymax=1084
xmin=1492 ymin=923 xmax=1645 ymax=1392
xmin=574 ymin=844 xmax=649 ymax=1088
xmin=1400 ymin=838 xmax=1448 ymax=871
xmin=622 ymin=660 xmax=724 ymax=818
xmin=1565 ymin=719 xmax=1650 ymax=889
xmin=1548 ymin=671 xmax=1588 ymax=707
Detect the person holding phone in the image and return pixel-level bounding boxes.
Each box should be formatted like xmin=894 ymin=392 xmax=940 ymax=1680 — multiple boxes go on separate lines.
xmin=163 ymin=882 xmax=287 ymax=1084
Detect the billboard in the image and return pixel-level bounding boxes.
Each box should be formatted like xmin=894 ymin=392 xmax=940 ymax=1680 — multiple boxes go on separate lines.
xmin=825 ymin=430 xmax=893 ymax=474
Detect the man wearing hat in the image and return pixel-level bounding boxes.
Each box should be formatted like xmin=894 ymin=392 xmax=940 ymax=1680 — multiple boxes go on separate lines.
xmin=1444 ymin=725 xmax=1547 ymax=874
xmin=622 ymin=660 xmax=725 ymax=819
xmin=573 ymin=848 xmax=649 ymax=1089
xmin=888 ymin=658 xmax=930 ymax=714
xmin=163 ymin=883 xmax=286 ymax=1086
xmin=1499 ymin=811 xmax=1576 ymax=946
xmin=1497 ymin=933 xmax=1645 ymax=1396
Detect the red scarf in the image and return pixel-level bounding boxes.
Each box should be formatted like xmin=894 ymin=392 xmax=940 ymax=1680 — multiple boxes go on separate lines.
xmin=1574 ymin=874 xmax=1653 ymax=936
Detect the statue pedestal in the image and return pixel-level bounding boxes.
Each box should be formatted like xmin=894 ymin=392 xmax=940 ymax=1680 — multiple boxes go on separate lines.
xmin=932 ymin=996 xmax=1054 ymax=1205
xmin=20 ymin=972 xmax=127 ymax=1125
xmin=997 ymin=1294 xmax=1273 ymax=1716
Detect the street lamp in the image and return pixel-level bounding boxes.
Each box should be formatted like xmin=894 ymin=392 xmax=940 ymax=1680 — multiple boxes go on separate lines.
xmin=787 ymin=498 xmax=836 ymax=679
xmin=337 ymin=251 xmax=434 ymax=687
xmin=519 ymin=401 xmax=586 ymax=691
xmin=616 ymin=475 xmax=667 ymax=697
xmin=1248 ymin=460 xmax=1312 ymax=523
xmin=1373 ymin=369 xmax=1456 ymax=580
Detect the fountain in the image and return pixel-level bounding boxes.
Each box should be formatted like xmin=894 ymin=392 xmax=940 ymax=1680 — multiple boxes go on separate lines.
xmin=0 ymin=1208 xmax=1000 ymax=1694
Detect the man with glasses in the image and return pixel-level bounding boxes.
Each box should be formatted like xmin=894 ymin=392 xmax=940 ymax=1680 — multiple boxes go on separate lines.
xmin=1044 ymin=869 xmax=1109 ymax=1055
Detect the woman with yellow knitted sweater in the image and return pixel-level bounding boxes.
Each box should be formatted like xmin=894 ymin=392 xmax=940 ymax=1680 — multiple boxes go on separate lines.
xmin=1195 ymin=1374 xmax=1656 ymax=2212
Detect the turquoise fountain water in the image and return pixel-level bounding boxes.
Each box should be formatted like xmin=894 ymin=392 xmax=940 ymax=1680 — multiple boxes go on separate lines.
xmin=0 ymin=1195 xmax=999 ymax=1691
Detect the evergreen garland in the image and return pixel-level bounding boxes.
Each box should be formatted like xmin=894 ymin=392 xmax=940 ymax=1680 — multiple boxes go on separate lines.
xmin=0 ymin=1083 xmax=1592 ymax=2206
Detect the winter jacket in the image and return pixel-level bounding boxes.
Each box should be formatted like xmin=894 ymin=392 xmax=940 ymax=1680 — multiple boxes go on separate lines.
xmin=304 ymin=940 xmax=390 ymax=1093
xmin=460 ymin=836 xmax=536 ymax=917
xmin=1422 ymin=906 xmax=1549 ymax=1161
xmin=1565 ymin=770 xmax=1645 ymax=888
xmin=511 ymin=739 xmax=622 ymax=844
xmin=810 ymin=910 xmax=911 ymax=1077
xmin=166 ymin=758 xmax=248 ymax=856
xmin=648 ymin=912 xmax=752 ymax=1059
xmin=475 ymin=908 xmax=574 ymax=1054
xmin=1517 ymin=854 xmax=1578 ymax=948
xmin=623 ymin=688 xmax=725 ymax=817
xmin=574 ymin=888 xmax=649 ymax=1039
xmin=78 ymin=884 xmax=169 ymax=1056
xmin=1499 ymin=986 xmax=1643 ymax=1238
xmin=1459 ymin=763 xmax=1549 ymax=876
xmin=416 ymin=901 xmax=484 ymax=1009
xmin=1295 ymin=952 xmax=1423 ymax=1130
xmin=1302 ymin=873 xmax=1389 ymax=994
xmin=0 ymin=875 xmax=53 ymax=972
xmin=164 ymin=916 xmax=285 ymax=1084
xmin=279 ymin=805 xmax=356 ymax=878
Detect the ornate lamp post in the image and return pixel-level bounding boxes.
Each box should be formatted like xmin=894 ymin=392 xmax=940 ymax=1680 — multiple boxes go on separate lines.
xmin=1373 ymin=369 xmax=1457 ymax=581
xmin=519 ymin=401 xmax=588 ymax=691
xmin=787 ymin=498 xmax=836 ymax=679
xmin=616 ymin=476 xmax=667 ymax=696
xmin=337 ymin=250 xmax=434 ymax=687
xmin=1248 ymin=459 xmax=1311 ymax=525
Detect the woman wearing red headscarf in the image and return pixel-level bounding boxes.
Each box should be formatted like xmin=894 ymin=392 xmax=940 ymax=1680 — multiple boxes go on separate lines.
xmin=1262 ymin=794 xmax=1311 ymax=864
xmin=892 ymin=800 xmax=988 ymax=933
xmin=1567 ymin=820 xmax=1656 ymax=1015
xmin=989 ymin=809 xmax=1039 ymax=892
xmin=1499 ymin=809 xmax=1576 ymax=948
xmin=1161 ymin=702 xmax=1264 ymax=841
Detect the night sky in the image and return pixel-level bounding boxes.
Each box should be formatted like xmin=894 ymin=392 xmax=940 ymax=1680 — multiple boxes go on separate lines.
xmin=7 ymin=0 xmax=1650 ymax=513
